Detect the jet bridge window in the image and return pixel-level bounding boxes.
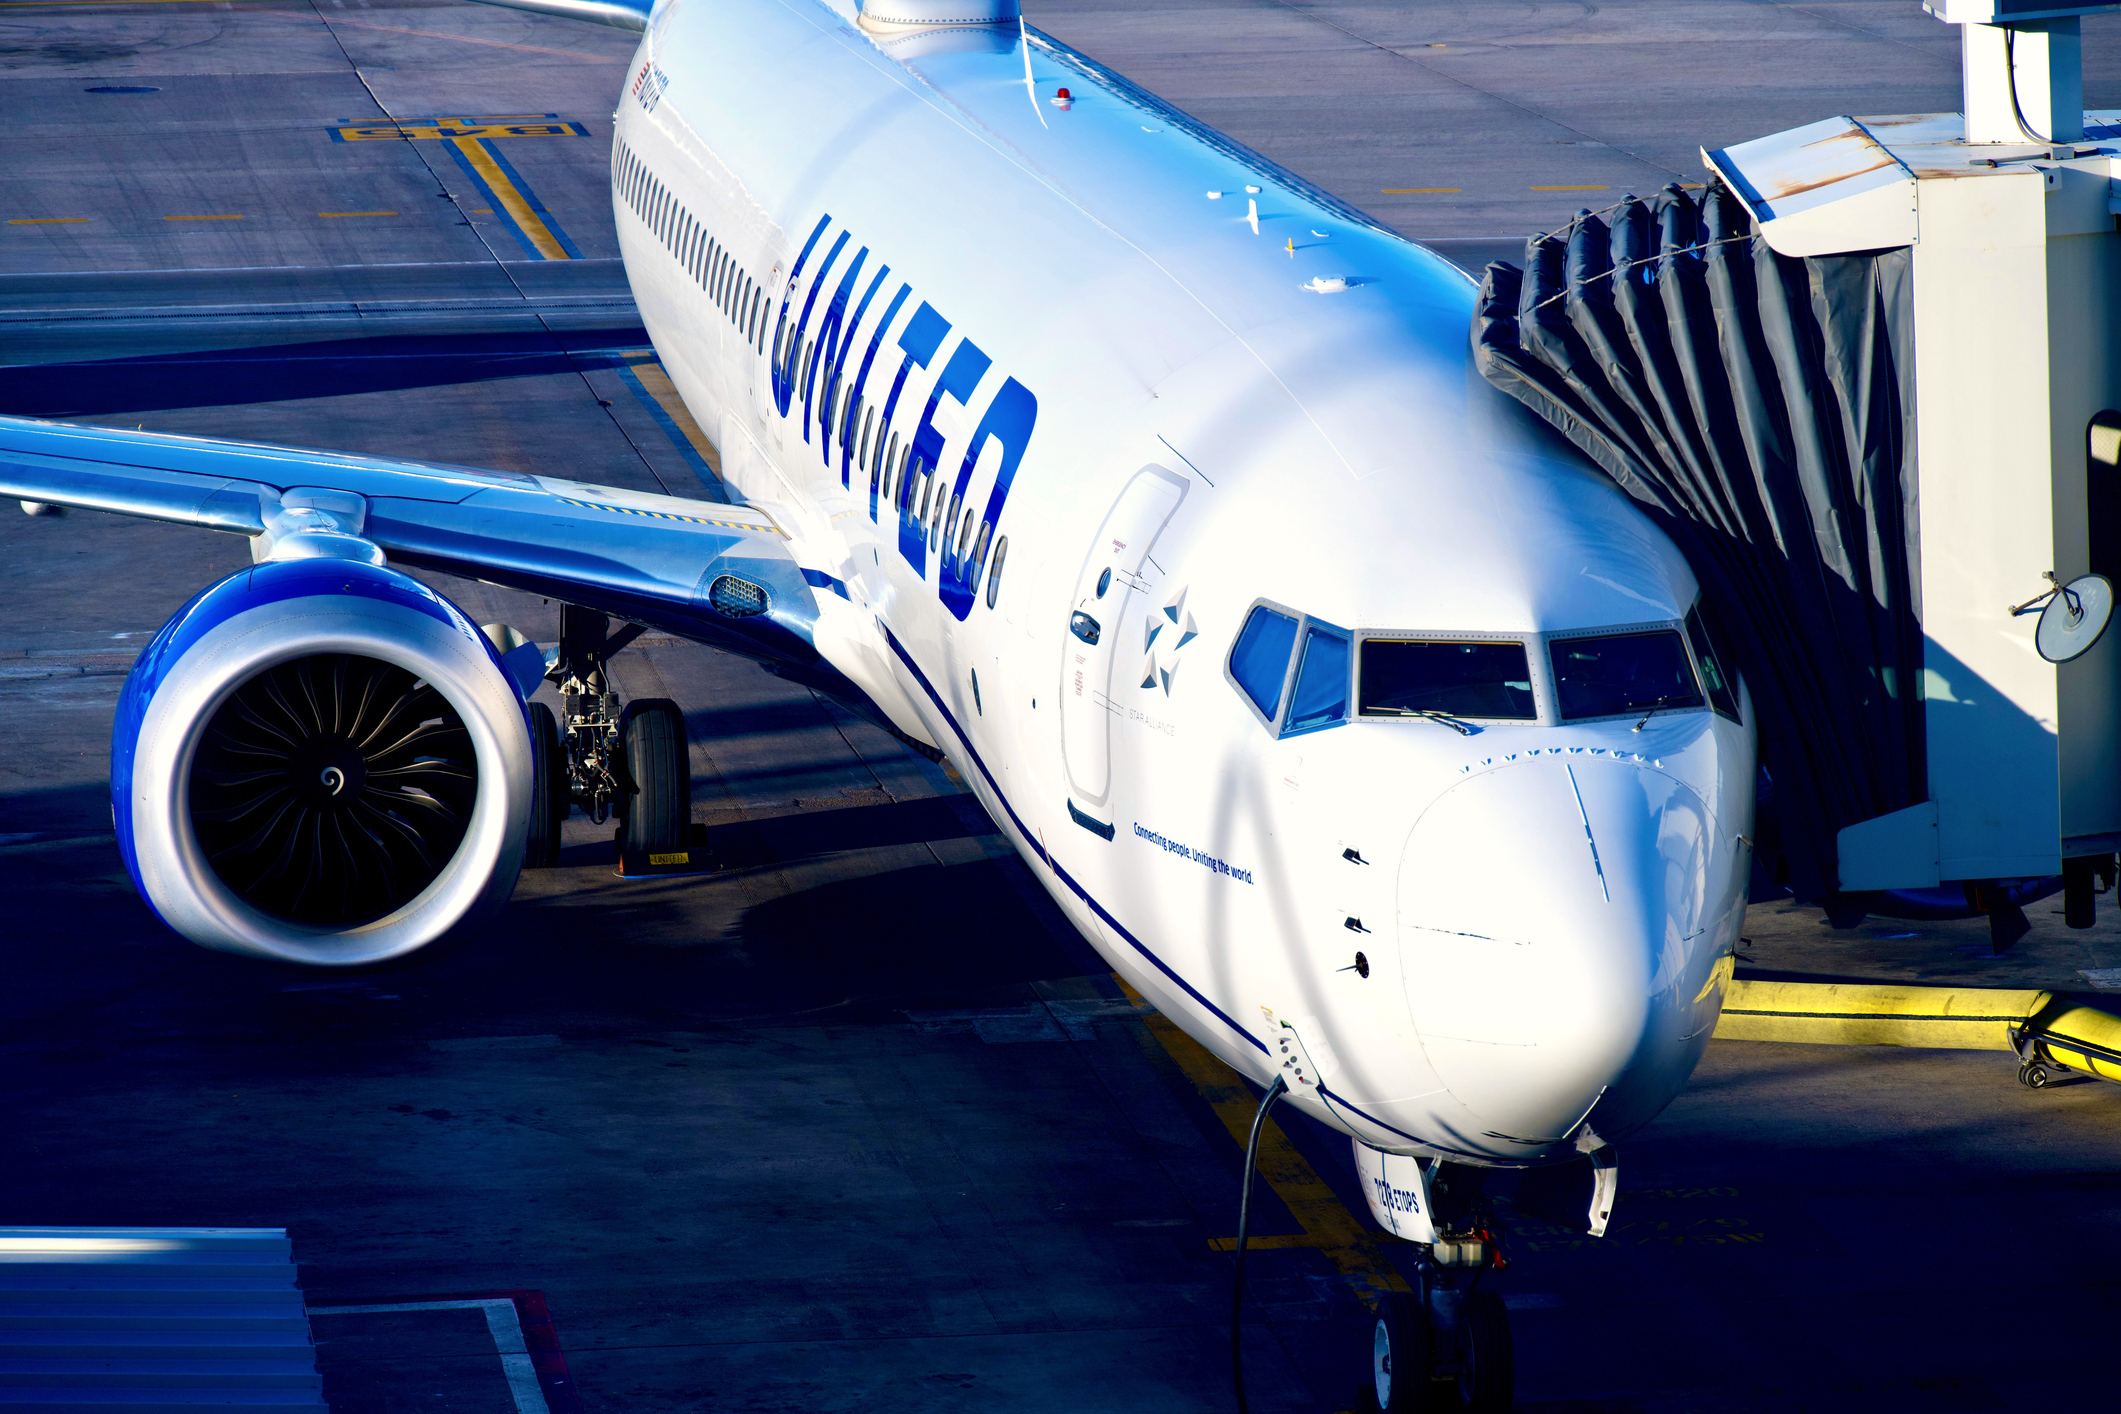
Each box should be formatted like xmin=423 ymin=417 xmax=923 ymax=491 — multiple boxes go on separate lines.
xmin=1229 ymin=605 xmax=1300 ymax=720
xmin=1549 ymin=630 xmax=1702 ymax=721
xmin=1360 ymin=640 xmax=1536 ymax=720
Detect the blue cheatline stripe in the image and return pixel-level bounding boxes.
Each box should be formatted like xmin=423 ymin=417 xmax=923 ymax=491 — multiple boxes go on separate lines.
xmin=479 ymin=141 xmax=584 ymax=258
xmin=877 ymin=623 xmax=1268 ymax=1056
xmin=801 ymin=568 xmax=852 ymax=600
xmin=614 ymin=363 xmax=719 ymax=491
xmin=878 ymin=623 xmax=1435 ymax=1148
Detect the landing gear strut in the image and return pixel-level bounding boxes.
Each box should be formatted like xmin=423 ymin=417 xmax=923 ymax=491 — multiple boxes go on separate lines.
xmin=544 ymin=606 xmax=691 ymax=872
xmin=549 ymin=605 xmax=642 ymax=827
xmin=1370 ymin=1244 xmax=1515 ymax=1412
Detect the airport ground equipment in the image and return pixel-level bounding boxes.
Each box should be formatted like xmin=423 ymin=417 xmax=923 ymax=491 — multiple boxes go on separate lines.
xmin=1476 ymin=3 xmax=2121 ymax=934
xmin=1713 ymin=977 xmax=2121 ymax=1088
xmin=0 ymin=1227 xmax=323 ymax=1412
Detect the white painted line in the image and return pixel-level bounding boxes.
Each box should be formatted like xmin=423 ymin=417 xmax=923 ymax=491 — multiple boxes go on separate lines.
xmin=308 ymin=1299 xmax=548 ymax=1414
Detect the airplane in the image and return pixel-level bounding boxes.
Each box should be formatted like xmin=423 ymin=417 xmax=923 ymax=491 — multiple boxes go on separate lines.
xmin=0 ymin=1 xmax=1753 ymax=1407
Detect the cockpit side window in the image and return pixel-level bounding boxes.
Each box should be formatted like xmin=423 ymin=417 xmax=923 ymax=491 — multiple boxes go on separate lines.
xmin=1283 ymin=624 xmax=1351 ymax=736
xmin=1229 ymin=605 xmax=1300 ymax=721
xmin=1549 ymin=629 xmax=1703 ymax=720
xmin=1684 ymin=604 xmax=1741 ymax=721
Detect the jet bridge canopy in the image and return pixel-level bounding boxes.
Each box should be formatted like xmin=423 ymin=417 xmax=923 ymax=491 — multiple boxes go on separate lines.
xmin=1472 ymin=182 xmax=1924 ymax=902
xmin=1473 ymin=104 xmax=2121 ymax=908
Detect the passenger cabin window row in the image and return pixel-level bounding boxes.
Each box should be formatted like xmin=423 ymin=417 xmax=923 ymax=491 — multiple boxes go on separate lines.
xmin=761 ymin=286 xmax=1008 ymax=611
xmin=611 ymin=140 xmax=1011 ymax=610
xmin=1226 ymin=600 xmax=1741 ymax=737
xmin=612 ymin=138 xmax=770 ymax=353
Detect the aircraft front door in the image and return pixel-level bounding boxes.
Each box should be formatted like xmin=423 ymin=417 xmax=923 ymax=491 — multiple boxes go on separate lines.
xmin=1060 ymin=463 xmax=1188 ymax=808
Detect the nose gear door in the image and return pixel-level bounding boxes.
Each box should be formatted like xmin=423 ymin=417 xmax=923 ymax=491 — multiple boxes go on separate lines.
xmin=1060 ymin=463 xmax=1188 ymax=806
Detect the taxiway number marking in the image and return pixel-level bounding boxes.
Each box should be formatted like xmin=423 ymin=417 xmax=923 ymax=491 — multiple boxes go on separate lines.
xmin=326 ymin=115 xmax=584 ymax=261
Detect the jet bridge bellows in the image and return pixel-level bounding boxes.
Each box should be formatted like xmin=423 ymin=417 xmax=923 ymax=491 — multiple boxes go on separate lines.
xmin=1475 ymin=16 xmax=2121 ymax=909
xmin=1472 ymin=183 xmax=1924 ymax=902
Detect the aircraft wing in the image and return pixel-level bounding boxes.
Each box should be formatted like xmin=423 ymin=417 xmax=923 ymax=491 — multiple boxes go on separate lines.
xmin=459 ymin=0 xmax=651 ymax=31
xmin=0 ymin=413 xmax=839 ymax=682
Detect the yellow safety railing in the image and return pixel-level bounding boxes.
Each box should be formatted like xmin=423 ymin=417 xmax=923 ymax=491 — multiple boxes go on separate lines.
xmin=1714 ymin=979 xmax=2121 ymax=1087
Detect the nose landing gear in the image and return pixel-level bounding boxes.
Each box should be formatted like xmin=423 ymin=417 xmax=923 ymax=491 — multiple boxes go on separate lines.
xmin=1369 ymin=1251 xmax=1516 ymax=1412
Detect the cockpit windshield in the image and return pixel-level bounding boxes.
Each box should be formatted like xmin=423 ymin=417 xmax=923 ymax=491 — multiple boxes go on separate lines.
xmin=1359 ymin=640 xmax=1537 ymax=720
xmin=1548 ymin=630 xmax=1702 ymax=720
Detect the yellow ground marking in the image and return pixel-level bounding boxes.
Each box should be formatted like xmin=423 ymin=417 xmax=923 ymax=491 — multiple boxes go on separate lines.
xmin=319 ymin=211 xmax=397 ymax=217
xmin=8 ymin=217 xmax=87 ymax=224
xmin=1382 ymin=188 xmax=1459 ymax=193
xmin=623 ymin=350 xmax=723 ymax=477
xmin=450 ymin=137 xmax=568 ymax=260
xmin=1117 ymin=977 xmax=1409 ymax=1307
xmin=164 ymin=214 xmax=242 ymax=221
xmin=323 ymin=18 xmax=627 ymax=62
xmin=1533 ymin=184 xmax=1609 ymax=191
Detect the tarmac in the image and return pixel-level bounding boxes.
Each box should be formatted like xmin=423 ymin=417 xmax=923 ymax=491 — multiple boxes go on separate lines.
xmin=3 ymin=3 xmax=2120 ymax=1411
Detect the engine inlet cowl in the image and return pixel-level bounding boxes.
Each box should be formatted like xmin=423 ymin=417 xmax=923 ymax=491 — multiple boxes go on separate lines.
xmin=112 ymin=559 xmax=532 ymax=966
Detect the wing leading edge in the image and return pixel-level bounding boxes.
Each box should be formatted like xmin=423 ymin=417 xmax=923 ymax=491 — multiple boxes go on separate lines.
xmin=0 ymin=414 xmax=848 ymax=689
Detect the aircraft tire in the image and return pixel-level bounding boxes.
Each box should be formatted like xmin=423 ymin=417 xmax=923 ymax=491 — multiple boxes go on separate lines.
xmin=524 ymin=702 xmax=566 ymax=869
xmin=620 ymin=698 xmax=691 ymax=861
xmin=1371 ymin=1290 xmax=1432 ymax=1414
xmin=1456 ymin=1289 xmax=1514 ymax=1411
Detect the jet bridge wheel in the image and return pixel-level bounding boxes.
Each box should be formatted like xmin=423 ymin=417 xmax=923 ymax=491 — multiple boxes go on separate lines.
xmin=1455 ymin=1289 xmax=1514 ymax=1410
xmin=619 ymin=698 xmax=691 ymax=865
xmin=1371 ymin=1290 xmax=1433 ymax=1414
xmin=523 ymin=702 xmax=566 ymax=870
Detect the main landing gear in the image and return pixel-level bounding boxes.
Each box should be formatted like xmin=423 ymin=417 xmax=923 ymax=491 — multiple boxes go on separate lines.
xmin=529 ymin=605 xmax=692 ymax=872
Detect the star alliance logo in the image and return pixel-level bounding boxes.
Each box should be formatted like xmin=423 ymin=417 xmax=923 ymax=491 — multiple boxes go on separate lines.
xmin=1139 ymin=583 xmax=1197 ymax=695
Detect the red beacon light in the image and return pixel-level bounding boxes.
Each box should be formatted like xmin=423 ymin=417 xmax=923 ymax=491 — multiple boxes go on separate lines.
xmin=1051 ymin=87 xmax=1074 ymax=109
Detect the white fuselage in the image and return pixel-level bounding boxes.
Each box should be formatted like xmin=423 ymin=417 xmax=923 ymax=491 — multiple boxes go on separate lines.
xmin=609 ymin=0 xmax=1753 ymax=1165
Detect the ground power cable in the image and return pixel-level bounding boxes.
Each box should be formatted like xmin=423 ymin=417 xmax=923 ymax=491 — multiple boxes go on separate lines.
xmin=1231 ymin=1073 xmax=1288 ymax=1414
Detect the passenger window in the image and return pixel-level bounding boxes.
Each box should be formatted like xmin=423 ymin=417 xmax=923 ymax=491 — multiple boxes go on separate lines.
xmin=972 ymin=521 xmax=994 ymax=593
xmin=986 ymin=534 xmax=1008 ymax=608
xmin=1284 ymin=626 xmax=1351 ymax=735
xmin=1549 ymin=630 xmax=1702 ymax=720
xmin=1683 ymin=606 xmax=1741 ymax=720
xmin=1361 ymin=640 xmax=1535 ymax=719
xmin=1229 ymin=606 xmax=1300 ymax=721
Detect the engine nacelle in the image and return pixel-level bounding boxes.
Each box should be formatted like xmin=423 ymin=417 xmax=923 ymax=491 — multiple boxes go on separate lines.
xmin=112 ymin=559 xmax=533 ymax=965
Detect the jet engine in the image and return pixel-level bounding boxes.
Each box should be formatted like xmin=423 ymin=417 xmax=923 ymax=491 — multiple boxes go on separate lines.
xmin=112 ymin=558 xmax=533 ymax=966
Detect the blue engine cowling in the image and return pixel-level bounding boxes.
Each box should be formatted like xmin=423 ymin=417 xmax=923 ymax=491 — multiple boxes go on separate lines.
xmin=112 ymin=559 xmax=533 ymax=965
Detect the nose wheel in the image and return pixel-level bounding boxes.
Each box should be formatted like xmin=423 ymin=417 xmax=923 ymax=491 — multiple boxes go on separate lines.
xmin=1371 ymin=1291 xmax=1431 ymax=1412
xmin=1368 ymin=1283 xmax=1514 ymax=1412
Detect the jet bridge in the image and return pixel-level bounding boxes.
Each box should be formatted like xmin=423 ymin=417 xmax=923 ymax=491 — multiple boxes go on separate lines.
xmin=1474 ymin=1 xmax=2121 ymax=932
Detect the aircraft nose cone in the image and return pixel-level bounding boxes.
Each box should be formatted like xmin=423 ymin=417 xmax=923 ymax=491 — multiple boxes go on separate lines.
xmin=1399 ymin=756 xmax=1712 ymax=1151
